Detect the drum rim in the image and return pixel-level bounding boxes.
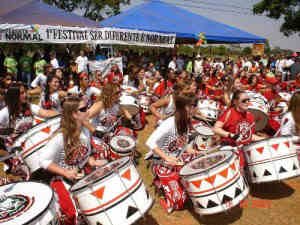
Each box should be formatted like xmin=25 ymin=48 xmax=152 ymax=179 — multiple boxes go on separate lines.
xmin=0 ymin=181 xmax=55 ymax=225
xmin=110 ymin=135 xmax=135 ymax=153
xmin=13 ymin=115 xmax=61 ymax=147
xmin=193 ymin=124 xmax=214 ymax=136
xmin=180 ymin=151 xmax=233 ymax=177
xmin=243 ymin=135 xmax=293 ymax=150
xmin=70 ymin=157 xmax=131 ymax=192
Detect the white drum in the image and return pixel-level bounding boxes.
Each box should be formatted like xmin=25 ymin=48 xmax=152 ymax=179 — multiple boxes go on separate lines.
xmin=243 ymin=136 xmax=300 ymax=183
xmin=247 ymin=92 xmax=269 ymax=131
xmin=0 ymin=181 xmax=58 ymax=225
xmin=70 ymin=157 xmax=153 ymax=225
xmin=121 ymin=85 xmax=138 ymax=95
xmin=110 ymin=135 xmax=136 ymax=160
xmin=193 ymin=123 xmax=215 ymax=151
xmin=13 ymin=116 xmax=61 ymax=173
xmin=120 ymin=95 xmax=140 ymax=116
xmin=180 ymin=151 xmax=249 ymax=215
xmin=278 ymin=92 xmax=292 ymax=102
xmin=196 ymin=99 xmax=220 ymax=121
xmin=33 ymin=115 xmax=46 ymax=125
xmin=138 ymin=94 xmax=152 ymax=114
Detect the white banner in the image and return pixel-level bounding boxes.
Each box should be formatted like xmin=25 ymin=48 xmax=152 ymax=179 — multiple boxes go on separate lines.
xmin=0 ymin=24 xmax=175 ymax=48
xmin=88 ymin=57 xmax=123 ymax=77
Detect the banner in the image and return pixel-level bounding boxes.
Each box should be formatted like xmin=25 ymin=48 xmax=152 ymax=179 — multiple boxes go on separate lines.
xmin=0 ymin=24 xmax=176 ymax=48
xmin=88 ymin=57 xmax=123 ymax=77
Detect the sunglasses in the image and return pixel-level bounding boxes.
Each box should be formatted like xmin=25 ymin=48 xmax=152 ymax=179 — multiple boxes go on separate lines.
xmin=78 ymin=106 xmax=88 ymax=112
xmin=240 ymin=98 xmax=250 ymax=103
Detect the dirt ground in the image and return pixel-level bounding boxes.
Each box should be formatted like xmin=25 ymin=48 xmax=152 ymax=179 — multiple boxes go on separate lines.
xmin=1 ymin=115 xmax=300 ymax=225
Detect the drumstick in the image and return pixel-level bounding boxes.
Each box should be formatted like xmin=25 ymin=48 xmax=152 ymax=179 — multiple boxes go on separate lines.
xmin=0 ymin=152 xmax=17 ymax=162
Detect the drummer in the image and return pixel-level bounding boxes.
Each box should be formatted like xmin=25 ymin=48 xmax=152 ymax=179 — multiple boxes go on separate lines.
xmin=39 ymin=96 xmax=106 ymax=225
xmin=146 ymin=95 xmax=198 ymax=213
xmin=213 ymin=90 xmax=264 ymax=147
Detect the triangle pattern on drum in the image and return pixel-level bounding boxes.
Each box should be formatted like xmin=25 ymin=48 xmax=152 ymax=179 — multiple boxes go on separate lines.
xmin=271 ymin=143 xmax=279 ymax=151
xmin=256 ymin=147 xmax=264 ymax=154
xmin=221 ymin=195 xmax=233 ymax=204
xmin=279 ymin=166 xmax=287 ymax=173
xmin=126 ymin=205 xmax=138 ymax=219
xmin=41 ymin=126 xmax=51 ymax=134
xmin=196 ymin=201 xmax=205 ymax=209
xmin=191 ymin=180 xmax=202 ymax=188
xmin=219 ymin=168 xmax=229 ymax=178
xmin=121 ymin=169 xmax=131 ymax=181
xmin=284 ymin=141 xmax=290 ymax=148
xmin=235 ymin=187 xmax=242 ymax=197
xmin=92 ymin=186 xmax=105 ymax=199
xmin=263 ymin=169 xmax=272 ymax=176
xmin=230 ymin=163 xmax=236 ymax=171
xmin=206 ymin=200 xmax=218 ymax=208
xmin=293 ymin=164 xmax=298 ymax=170
xmin=253 ymin=171 xmax=257 ymax=178
xmin=205 ymin=174 xmax=216 ymax=185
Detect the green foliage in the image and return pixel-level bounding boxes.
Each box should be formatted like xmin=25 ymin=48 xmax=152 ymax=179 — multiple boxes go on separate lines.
xmin=242 ymin=47 xmax=252 ymax=55
xmin=43 ymin=0 xmax=130 ymax=21
xmin=253 ymin=0 xmax=300 ymax=36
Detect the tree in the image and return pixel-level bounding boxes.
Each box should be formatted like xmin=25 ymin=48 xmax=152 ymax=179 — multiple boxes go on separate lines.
xmin=242 ymin=47 xmax=252 ymax=56
xmin=43 ymin=0 xmax=130 ymax=21
xmin=253 ymin=0 xmax=300 ymax=36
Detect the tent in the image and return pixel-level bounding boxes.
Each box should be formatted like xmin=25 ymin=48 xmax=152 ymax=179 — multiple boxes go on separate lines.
xmin=100 ymin=0 xmax=265 ymax=43
xmin=0 ymin=0 xmax=99 ymax=27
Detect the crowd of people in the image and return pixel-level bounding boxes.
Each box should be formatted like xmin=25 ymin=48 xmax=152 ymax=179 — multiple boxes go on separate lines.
xmin=0 ymin=46 xmax=300 ymax=223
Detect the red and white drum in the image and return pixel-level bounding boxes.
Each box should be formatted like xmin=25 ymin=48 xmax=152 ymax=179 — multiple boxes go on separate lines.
xmin=196 ymin=99 xmax=220 ymax=121
xmin=32 ymin=115 xmax=46 ymax=125
xmin=70 ymin=157 xmax=153 ymax=225
xmin=120 ymin=95 xmax=140 ymax=116
xmin=243 ymin=136 xmax=300 ymax=183
xmin=247 ymin=92 xmax=269 ymax=131
xmin=91 ymin=136 xmax=112 ymax=161
xmin=13 ymin=116 xmax=61 ymax=173
xmin=121 ymin=85 xmax=138 ymax=95
xmin=0 ymin=181 xmax=58 ymax=225
xmin=192 ymin=123 xmax=216 ymax=151
xmin=110 ymin=135 xmax=136 ymax=160
xmin=180 ymin=151 xmax=249 ymax=215
xmin=138 ymin=94 xmax=152 ymax=114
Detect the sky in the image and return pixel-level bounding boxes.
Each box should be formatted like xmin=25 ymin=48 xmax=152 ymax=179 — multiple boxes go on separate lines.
xmin=121 ymin=0 xmax=300 ymax=51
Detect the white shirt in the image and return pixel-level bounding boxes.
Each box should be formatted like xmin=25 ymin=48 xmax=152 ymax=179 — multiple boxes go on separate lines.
xmin=31 ymin=73 xmax=47 ymax=89
xmin=194 ymin=60 xmax=203 ymax=75
xmin=39 ymin=92 xmax=62 ymax=112
xmin=50 ymin=58 xmax=59 ymax=69
xmin=280 ymin=112 xmax=297 ymax=136
xmin=68 ymin=86 xmax=101 ymax=99
xmin=75 ymin=56 xmax=88 ymax=73
xmin=168 ymin=60 xmax=177 ymax=71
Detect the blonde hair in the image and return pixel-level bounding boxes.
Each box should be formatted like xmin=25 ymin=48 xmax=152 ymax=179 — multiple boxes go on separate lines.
xmin=288 ymin=92 xmax=300 ymax=132
xmin=61 ymin=97 xmax=81 ymax=159
xmin=100 ymin=83 xmax=120 ymax=109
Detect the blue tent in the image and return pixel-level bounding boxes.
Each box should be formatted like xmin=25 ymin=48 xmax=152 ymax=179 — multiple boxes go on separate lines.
xmin=100 ymin=0 xmax=265 ymax=43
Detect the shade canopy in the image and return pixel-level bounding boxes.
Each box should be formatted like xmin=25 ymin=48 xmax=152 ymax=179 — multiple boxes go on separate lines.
xmin=100 ymin=0 xmax=265 ymax=44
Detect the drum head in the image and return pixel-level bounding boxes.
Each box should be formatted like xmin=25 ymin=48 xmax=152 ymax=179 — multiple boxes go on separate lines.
xmin=193 ymin=124 xmax=214 ymax=136
xmin=110 ymin=135 xmax=135 ymax=153
xmin=121 ymin=85 xmax=138 ymax=94
xmin=248 ymin=109 xmax=268 ymax=131
xmin=70 ymin=157 xmax=130 ymax=192
xmin=0 ymin=182 xmax=53 ymax=225
xmin=180 ymin=151 xmax=232 ymax=176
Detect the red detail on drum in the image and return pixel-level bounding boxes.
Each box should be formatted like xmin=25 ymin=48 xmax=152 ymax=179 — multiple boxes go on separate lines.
xmin=121 ymin=169 xmax=131 ymax=181
xmin=41 ymin=126 xmax=51 ymax=134
xmin=271 ymin=143 xmax=279 ymax=151
xmin=246 ymin=151 xmax=251 ymax=158
xmin=284 ymin=141 xmax=290 ymax=148
xmin=205 ymin=174 xmax=216 ymax=185
xmin=230 ymin=163 xmax=236 ymax=171
xmin=35 ymin=119 xmax=43 ymax=124
xmin=256 ymin=147 xmax=264 ymax=154
xmin=191 ymin=180 xmax=202 ymax=188
xmin=219 ymin=168 xmax=229 ymax=178
xmin=92 ymin=186 xmax=105 ymax=200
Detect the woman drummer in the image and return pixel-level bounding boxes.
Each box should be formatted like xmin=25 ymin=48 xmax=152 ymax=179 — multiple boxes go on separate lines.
xmin=39 ymin=96 xmax=105 ymax=225
xmin=146 ymin=95 xmax=198 ymax=213
xmin=280 ymin=91 xmax=300 ymax=136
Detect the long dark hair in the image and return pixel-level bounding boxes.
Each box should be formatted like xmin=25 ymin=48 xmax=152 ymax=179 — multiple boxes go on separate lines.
xmin=44 ymin=73 xmax=58 ymax=103
xmin=5 ymin=83 xmax=29 ymax=127
xmin=231 ymin=90 xmax=245 ymax=108
xmin=174 ymin=95 xmax=192 ymax=136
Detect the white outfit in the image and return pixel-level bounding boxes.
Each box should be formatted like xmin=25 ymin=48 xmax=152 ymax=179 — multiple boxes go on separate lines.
xmin=39 ymin=92 xmax=62 ymax=112
xmin=68 ymin=86 xmax=101 ymax=100
xmin=50 ymin=58 xmax=59 ymax=69
xmin=39 ymin=128 xmax=91 ymax=170
xmin=280 ymin=112 xmax=297 ymax=136
xmin=168 ymin=60 xmax=177 ymax=71
xmin=31 ymin=73 xmax=47 ymax=89
xmin=194 ymin=60 xmax=203 ymax=75
xmin=75 ymin=56 xmax=88 ymax=73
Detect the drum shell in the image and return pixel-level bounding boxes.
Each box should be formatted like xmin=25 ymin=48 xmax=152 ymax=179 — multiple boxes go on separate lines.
xmin=138 ymin=94 xmax=151 ymax=114
xmin=13 ymin=116 xmax=61 ymax=173
xmin=243 ymin=136 xmax=300 ymax=183
xmin=71 ymin=158 xmax=153 ymax=225
xmin=180 ymin=151 xmax=249 ymax=215
xmin=0 ymin=181 xmax=58 ymax=225
xmin=120 ymin=95 xmax=140 ymax=116
xmin=196 ymin=99 xmax=219 ymax=121
xmin=110 ymin=135 xmax=136 ymax=160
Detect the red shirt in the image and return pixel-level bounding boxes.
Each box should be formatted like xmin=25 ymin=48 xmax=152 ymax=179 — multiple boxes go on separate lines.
xmin=218 ymin=107 xmax=255 ymax=146
xmin=154 ymin=80 xmax=174 ymax=97
xmin=106 ymin=71 xmax=123 ymax=84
